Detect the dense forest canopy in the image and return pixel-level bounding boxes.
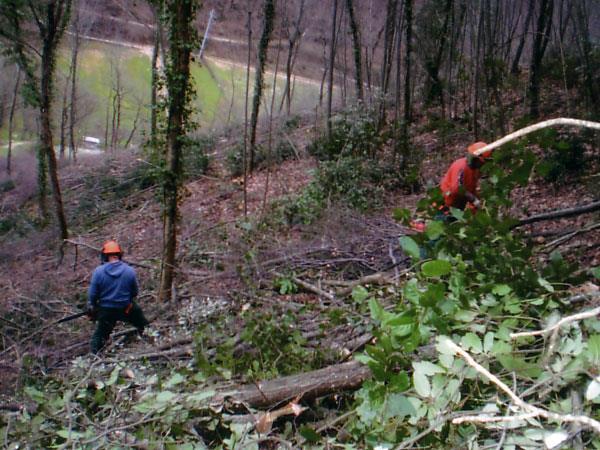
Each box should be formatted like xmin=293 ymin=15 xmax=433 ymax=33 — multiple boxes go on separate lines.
xmin=0 ymin=0 xmax=599 ymax=448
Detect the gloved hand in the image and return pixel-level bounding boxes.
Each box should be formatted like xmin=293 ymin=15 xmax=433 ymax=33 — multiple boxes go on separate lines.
xmin=472 ymin=198 xmax=481 ymax=208
xmin=86 ymin=304 xmax=98 ymax=321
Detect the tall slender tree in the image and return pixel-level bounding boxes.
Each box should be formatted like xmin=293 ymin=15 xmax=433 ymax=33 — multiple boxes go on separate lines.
xmin=6 ymin=66 xmax=21 ymax=176
xmin=157 ymin=0 xmax=199 ymax=302
xmin=511 ymin=0 xmax=535 ymax=74
xmin=346 ymin=0 xmax=363 ymax=102
xmin=0 ymin=0 xmax=72 ymax=243
xmin=248 ymin=0 xmax=276 ymax=172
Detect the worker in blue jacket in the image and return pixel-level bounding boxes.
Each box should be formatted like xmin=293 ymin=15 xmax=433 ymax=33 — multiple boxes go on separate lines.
xmin=88 ymin=240 xmax=149 ymax=354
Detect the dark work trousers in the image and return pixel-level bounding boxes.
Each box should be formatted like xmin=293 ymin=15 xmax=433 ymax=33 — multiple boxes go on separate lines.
xmin=91 ymin=302 xmax=149 ymax=354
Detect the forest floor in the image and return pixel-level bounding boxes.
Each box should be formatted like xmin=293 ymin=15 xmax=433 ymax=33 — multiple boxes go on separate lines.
xmin=0 ymin=111 xmax=599 ymax=440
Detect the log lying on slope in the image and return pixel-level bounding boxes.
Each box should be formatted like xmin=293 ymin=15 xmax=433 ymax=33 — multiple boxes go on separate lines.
xmin=513 ymin=200 xmax=600 ymax=228
xmin=212 ymin=360 xmax=371 ymax=409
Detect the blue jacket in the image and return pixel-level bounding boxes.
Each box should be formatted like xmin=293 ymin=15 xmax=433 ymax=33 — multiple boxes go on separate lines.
xmin=88 ymin=261 xmax=139 ymax=309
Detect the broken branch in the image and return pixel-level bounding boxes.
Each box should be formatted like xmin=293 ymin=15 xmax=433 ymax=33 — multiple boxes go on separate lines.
xmin=444 ymin=338 xmax=600 ymax=434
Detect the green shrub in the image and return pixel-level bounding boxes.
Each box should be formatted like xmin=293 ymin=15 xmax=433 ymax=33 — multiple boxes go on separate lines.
xmin=534 ymin=130 xmax=587 ymax=184
xmin=0 ymin=216 xmax=16 ymax=234
xmin=225 ymin=138 xmax=295 ymax=177
xmin=225 ymin=142 xmax=248 ymax=177
xmin=316 ymin=157 xmax=385 ymax=211
xmin=0 ymin=179 xmax=16 ymax=193
xmin=276 ymin=181 xmax=325 ymax=226
xmin=283 ymin=114 xmax=301 ymax=131
xmin=182 ymin=135 xmax=212 ymax=180
xmin=270 ymin=156 xmax=387 ymax=227
xmin=307 ymin=105 xmax=383 ymax=161
xmin=195 ymin=307 xmax=328 ymax=380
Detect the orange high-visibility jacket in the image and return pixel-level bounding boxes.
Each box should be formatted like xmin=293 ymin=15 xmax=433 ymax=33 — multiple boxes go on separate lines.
xmin=440 ymin=157 xmax=480 ymax=210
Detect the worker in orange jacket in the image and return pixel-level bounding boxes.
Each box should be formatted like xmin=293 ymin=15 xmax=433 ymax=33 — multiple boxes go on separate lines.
xmin=439 ymin=141 xmax=492 ymax=214
xmin=409 ymin=141 xmax=493 ymax=232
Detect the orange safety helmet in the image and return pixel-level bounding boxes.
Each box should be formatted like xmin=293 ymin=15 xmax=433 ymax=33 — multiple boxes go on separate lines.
xmin=467 ymin=141 xmax=492 ymax=160
xmin=102 ymin=240 xmax=122 ymax=255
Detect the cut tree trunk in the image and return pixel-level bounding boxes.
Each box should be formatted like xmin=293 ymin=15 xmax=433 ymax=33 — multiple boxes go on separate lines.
xmin=213 ymin=360 xmax=371 ymax=409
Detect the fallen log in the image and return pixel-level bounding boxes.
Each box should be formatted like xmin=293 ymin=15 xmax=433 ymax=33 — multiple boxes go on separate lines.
xmin=513 ymin=200 xmax=600 ymax=228
xmin=212 ymin=360 xmax=371 ymax=409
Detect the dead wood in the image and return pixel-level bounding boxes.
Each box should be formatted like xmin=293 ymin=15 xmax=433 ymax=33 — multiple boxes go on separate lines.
xmin=543 ymin=222 xmax=600 ymax=251
xmin=212 ymin=360 xmax=371 ymax=409
xmin=0 ymin=403 xmax=26 ymax=412
xmin=514 ymin=200 xmax=600 ymax=228
xmin=334 ymin=271 xmax=401 ymax=297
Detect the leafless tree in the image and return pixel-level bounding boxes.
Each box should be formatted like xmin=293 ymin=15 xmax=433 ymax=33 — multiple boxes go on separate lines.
xmin=326 ymin=0 xmax=339 ymax=139
xmin=529 ymin=0 xmax=555 ymax=118
xmin=280 ymin=0 xmax=306 ymax=115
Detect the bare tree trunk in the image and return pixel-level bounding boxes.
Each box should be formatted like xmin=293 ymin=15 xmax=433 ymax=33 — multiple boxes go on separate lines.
xmin=124 ymin=103 xmax=142 ymax=148
xmin=59 ymin=76 xmax=70 ymax=159
xmin=319 ymin=38 xmax=328 ymax=107
xmin=326 ymin=0 xmax=339 ymax=139
xmin=341 ymin=5 xmax=348 ymax=107
xmin=422 ymin=0 xmax=452 ymax=107
xmin=248 ymin=0 xmax=276 ymax=172
xmin=36 ymin=1 xmax=72 ymax=244
xmin=346 ymin=0 xmax=363 ymax=102
xmin=379 ymin=0 xmax=398 ymax=127
xmin=6 ymin=67 xmax=21 ymax=176
xmin=399 ymin=0 xmax=413 ymax=176
xmin=243 ymin=8 xmax=252 ymax=217
xmin=110 ymin=63 xmax=122 ymax=152
xmin=103 ymin=96 xmax=110 ymax=151
xmin=511 ymin=0 xmax=535 ymax=75
xmin=281 ymin=0 xmax=305 ymax=114
xmin=150 ymin=2 xmax=162 ymax=144
xmin=403 ymin=0 xmax=413 ymax=127
xmin=472 ymin=3 xmax=484 ymax=138
xmin=262 ymin=20 xmax=282 ymax=216
xmin=111 ymin=93 xmax=118 ymax=152
xmin=41 ymin=34 xmax=69 ymax=242
xmin=574 ymin=0 xmax=599 ymax=115
xmin=68 ymin=0 xmax=80 ymax=162
xmin=158 ymin=0 xmax=197 ymax=303
xmin=393 ymin=1 xmax=403 ymax=122
xmin=528 ymin=0 xmax=554 ymax=118
xmin=380 ymin=0 xmax=398 ymax=98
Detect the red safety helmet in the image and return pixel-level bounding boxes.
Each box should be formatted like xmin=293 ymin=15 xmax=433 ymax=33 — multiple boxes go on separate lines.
xmin=467 ymin=141 xmax=492 ymax=160
xmin=102 ymin=240 xmax=122 ymax=255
